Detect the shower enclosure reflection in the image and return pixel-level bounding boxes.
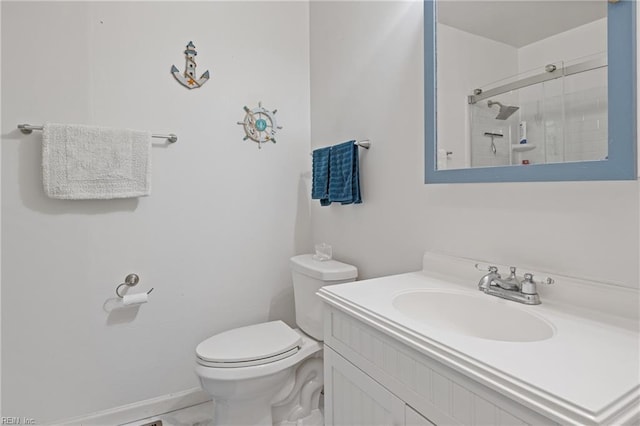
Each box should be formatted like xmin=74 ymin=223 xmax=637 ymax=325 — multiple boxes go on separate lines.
xmin=436 ymin=1 xmax=608 ymax=171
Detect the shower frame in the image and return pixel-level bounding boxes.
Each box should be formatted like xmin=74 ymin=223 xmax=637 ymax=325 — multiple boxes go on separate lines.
xmin=467 ymin=56 xmax=606 ymax=105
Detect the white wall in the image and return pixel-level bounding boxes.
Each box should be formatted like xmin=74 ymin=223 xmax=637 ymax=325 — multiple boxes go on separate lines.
xmin=518 ymin=19 xmax=607 ymax=73
xmin=310 ymin=1 xmax=638 ymax=290
xmin=1 ymin=1 xmax=310 ymax=422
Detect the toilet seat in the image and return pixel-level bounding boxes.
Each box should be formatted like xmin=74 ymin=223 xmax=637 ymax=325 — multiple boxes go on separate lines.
xmin=196 ymin=327 xmax=322 ymax=381
xmin=196 ymin=321 xmax=302 ymax=368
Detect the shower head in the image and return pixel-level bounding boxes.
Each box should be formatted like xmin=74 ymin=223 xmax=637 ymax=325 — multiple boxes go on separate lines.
xmin=488 ymin=100 xmax=519 ymax=120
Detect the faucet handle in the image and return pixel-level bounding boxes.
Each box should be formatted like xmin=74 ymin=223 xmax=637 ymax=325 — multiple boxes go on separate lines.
xmin=475 ymin=263 xmax=499 ymax=273
xmin=525 ymin=273 xmax=555 ymax=285
xmin=521 ymin=273 xmax=536 ymax=295
xmin=521 ymin=273 xmax=554 ymax=295
xmin=542 ymin=276 xmax=555 ymax=285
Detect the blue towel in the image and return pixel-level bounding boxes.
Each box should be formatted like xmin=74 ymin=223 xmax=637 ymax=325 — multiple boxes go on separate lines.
xmin=327 ymin=140 xmax=362 ymax=205
xmin=311 ymin=146 xmax=331 ymax=205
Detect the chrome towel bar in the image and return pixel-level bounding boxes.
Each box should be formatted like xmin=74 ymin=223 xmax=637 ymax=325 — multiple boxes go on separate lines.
xmin=354 ymin=139 xmax=371 ymax=149
xmin=310 ymin=139 xmax=371 ymax=156
xmin=17 ymin=123 xmax=178 ymax=143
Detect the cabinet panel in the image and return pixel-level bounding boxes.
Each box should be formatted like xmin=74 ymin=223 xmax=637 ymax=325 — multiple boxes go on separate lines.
xmin=324 ymin=307 xmax=558 ymax=426
xmin=324 ymin=346 xmax=405 ymax=426
xmin=406 ymin=405 xmax=436 ymax=426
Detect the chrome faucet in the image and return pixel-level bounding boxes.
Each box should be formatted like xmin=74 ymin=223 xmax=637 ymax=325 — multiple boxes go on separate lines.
xmin=477 ymin=265 xmax=554 ymax=305
xmin=478 ymin=265 xmax=501 ymax=291
xmin=490 ymin=266 xmax=521 ymax=291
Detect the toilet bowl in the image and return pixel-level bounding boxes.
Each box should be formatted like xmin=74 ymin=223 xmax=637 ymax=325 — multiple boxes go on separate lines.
xmin=196 ymin=323 xmax=323 ymax=426
xmin=195 ymin=254 xmax=357 ymax=426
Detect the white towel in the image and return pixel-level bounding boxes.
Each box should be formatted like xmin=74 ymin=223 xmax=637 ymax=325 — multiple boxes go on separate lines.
xmin=42 ymin=123 xmax=152 ymax=199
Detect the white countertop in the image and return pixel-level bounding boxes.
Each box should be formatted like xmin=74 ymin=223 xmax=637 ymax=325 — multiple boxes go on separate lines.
xmin=317 ymin=253 xmax=640 ymax=425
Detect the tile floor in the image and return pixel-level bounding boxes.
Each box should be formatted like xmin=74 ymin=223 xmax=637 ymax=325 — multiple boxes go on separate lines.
xmin=120 ymin=401 xmax=214 ymax=426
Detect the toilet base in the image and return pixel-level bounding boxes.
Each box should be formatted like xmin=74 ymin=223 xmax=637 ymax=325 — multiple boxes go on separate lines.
xmin=272 ymin=357 xmax=324 ymax=424
xmin=213 ymin=394 xmax=277 ymax=426
xmin=199 ymin=368 xmax=290 ymax=426
xmin=276 ymin=408 xmax=323 ymax=426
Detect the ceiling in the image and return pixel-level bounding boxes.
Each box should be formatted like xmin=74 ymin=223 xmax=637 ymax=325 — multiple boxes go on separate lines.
xmin=437 ymin=1 xmax=607 ymax=48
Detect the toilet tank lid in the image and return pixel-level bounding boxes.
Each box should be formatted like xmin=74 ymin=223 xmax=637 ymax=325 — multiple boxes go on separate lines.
xmin=290 ymin=254 xmax=357 ymax=281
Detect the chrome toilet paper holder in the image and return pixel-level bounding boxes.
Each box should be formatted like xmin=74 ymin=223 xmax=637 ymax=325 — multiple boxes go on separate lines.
xmin=116 ymin=273 xmax=154 ymax=298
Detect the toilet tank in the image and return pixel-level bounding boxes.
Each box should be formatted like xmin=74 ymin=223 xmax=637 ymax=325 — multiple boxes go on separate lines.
xmin=290 ymin=254 xmax=357 ymax=341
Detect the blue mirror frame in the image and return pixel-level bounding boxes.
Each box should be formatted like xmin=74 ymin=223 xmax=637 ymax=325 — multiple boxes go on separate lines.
xmin=425 ymin=0 xmax=637 ymax=183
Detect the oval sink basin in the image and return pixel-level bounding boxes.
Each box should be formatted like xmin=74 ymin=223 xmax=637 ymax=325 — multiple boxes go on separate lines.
xmin=392 ymin=290 xmax=554 ymax=342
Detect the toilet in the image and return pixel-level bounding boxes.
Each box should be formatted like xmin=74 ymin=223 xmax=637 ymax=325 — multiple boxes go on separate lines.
xmin=195 ymin=254 xmax=357 ymax=426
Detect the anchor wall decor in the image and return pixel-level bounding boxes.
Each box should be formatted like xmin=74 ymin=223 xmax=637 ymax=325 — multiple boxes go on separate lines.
xmin=171 ymin=41 xmax=210 ymax=89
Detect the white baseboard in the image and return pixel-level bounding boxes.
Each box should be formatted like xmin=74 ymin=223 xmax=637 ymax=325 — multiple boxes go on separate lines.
xmin=54 ymin=387 xmax=211 ymax=426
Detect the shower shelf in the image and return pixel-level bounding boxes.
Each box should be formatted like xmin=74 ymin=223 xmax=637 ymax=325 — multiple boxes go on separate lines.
xmin=512 ymin=144 xmax=536 ymax=153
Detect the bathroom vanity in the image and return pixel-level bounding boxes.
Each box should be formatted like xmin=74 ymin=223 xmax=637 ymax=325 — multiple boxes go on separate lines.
xmin=317 ymin=253 xmax=640 ymax=425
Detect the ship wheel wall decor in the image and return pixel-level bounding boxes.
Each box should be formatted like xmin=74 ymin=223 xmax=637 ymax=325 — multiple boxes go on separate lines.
xmin=237 ymin=102 xmax=283 ymax=149
xmin=171 ymin=41 xmax=210 ymax=89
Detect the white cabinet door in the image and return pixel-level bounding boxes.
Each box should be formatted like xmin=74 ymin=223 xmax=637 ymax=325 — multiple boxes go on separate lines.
xmin=405 ymin=405 xmax=436 ymax=426
xmin=325 ymin=346 xmax=405 ymax=426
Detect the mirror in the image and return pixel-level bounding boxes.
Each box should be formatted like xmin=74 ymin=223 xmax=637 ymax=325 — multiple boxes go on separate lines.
xmin=425 ymin=0 xmax=636 ymax=183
